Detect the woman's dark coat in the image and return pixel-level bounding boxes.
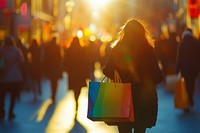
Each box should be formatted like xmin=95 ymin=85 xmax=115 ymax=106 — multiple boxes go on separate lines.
xmin=103 ymin=43 xmax=163 ymax=128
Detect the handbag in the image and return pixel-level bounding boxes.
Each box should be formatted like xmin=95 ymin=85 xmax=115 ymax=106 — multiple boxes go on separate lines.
xmin=174 ymin=77 xmax=189 ymax=109
xmin=166 ymin=74 xmax=180 ymax=92
xmin=87 ymin=71 xmax=134 ymax=122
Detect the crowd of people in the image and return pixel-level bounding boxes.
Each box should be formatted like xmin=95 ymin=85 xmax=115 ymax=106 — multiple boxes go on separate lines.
xmin=0 ymin=18 xmax=200 ymax=133
xmin=0 ymin=34 xmax=107 ymax=121
xmin=155 ymin=27 xmax=200 ymax=113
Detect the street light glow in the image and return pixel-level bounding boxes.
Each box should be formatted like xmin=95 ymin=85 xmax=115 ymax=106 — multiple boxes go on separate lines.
xmin=88 ymin=0 xmax=112 ymax=10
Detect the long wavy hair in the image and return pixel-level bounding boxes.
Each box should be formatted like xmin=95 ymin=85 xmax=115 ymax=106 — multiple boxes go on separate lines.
xmin=108 ymin=18 xmax=155 ymax=72
xmin=111 ymin=18 xmax=155 ymax=48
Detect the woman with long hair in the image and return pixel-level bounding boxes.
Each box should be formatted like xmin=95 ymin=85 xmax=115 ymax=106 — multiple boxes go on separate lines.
xmin=103 ymin=18 xmax=163 ymax=133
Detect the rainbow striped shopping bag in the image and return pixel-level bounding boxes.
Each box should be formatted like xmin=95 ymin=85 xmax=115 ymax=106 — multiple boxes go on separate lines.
xmin=91 ymin=81 xmax=134 ymax=122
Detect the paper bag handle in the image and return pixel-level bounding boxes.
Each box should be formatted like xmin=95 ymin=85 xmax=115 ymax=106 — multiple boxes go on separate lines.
xmin=114 ymin=70 xmax=122 ymax=83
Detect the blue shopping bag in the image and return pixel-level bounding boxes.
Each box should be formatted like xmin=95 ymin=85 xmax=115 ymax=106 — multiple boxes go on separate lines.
xmin=87 ymin=81 xmax=100 ymax=120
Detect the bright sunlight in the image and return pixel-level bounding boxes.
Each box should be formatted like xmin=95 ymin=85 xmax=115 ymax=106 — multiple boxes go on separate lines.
xmin=88 ymin=0 xmax=112 ymax=10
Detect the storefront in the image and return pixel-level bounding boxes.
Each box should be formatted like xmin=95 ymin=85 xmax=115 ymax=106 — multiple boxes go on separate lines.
xmin=0 ymin=8 xmax=14 ymax=40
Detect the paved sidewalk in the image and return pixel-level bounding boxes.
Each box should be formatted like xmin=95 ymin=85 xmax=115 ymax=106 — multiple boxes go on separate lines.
xmin=0 ymin=73 xmax=200 ymax=133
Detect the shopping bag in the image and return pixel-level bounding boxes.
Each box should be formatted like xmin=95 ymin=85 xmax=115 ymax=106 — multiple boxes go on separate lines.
xmin=87 ymin=81 xmax=100 ymax=120
xmin=166 ymin=74 xmax=180 ymax=92
xmin=91 ymin=71 xmax=134 ymax=122
xmin=174 ymin=77 xmax=189 ymax=109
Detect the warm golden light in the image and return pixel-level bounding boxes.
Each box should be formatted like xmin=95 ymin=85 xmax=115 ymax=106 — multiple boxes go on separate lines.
xmin=90 ymin=35 xmax=96 ymax=42
xmin=89 ymin=24 xmax=97 ymax=34
xmin=46 ymin=90 xmax=76 ymax=133
xmin=88 ymin=0 xmax=112 ymax=10
xmin=36 ymin=99 xmax=53 ymax=122
xmin=77 ymin=30 xmax=83 ymax=38
xmin=94 ymin=62 xmax=104 ymax=79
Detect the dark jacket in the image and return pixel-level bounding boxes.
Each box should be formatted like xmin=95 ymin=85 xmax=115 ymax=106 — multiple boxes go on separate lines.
xmin=0 ymin=46 xmax=24 ymax=83
xmin=64 ymin=38 xmax=89 ymax=90
xmin=43 ymin=42 xmax=62 ymax=80
xmin=103 ymin=43 xmax=163 ymax=128
xmin=29 ymin=42 xmax=42 ymax=79
xmin=176 ymin=35 xmax=200 ymax=78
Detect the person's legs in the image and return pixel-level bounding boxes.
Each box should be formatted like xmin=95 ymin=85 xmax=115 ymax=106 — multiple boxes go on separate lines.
xmin=50 ymin=78 xmax=58 ymax=102
xmin=134 ymin=125 xmax=146 ymax=133
xmin=118 ymin=123 xmax=132 ymax=133
xmin=7 ymin=83 xmax=20 ymax=120
xmin=9 ymin=90 xmax=17 ymax=120
xmin=185 ymin=77 xmax=196 ymax=107
xmin=74 ymin=89 xmax=81 ymax=106
xmin=36 ymin=76 xmax=42 ymax=96
xmin=74 ymin=88 xmax=81 ymax=118
xmin=9 ymin=82 xmax=21 ymax=120
xmin=0 ymin=87 xmax=5 ymax=120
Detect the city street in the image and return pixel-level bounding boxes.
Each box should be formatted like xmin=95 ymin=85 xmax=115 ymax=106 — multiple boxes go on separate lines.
xmin=0 ymin=72 xmax=200 ymax=133
xmin=0 ymin=1 xmax=200 ymax=133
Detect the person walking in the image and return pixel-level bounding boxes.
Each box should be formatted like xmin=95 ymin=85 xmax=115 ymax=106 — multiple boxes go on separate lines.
xmin=29 ymin=39 xmax=42 ymax=100
xmin=176 ymin=28 xmax=200 ymax=112
xmin=103 ymin=18 xmax=163 ymax=133
xmin=16 ymin=38 xmax=29 ymax=86
xmin=0 ymin=36 xmax=24 ymax=120
xmin=63 ymin=36 xmax=89 ymax=117
xmin=43 ymin=37 xmax=62 ymax=102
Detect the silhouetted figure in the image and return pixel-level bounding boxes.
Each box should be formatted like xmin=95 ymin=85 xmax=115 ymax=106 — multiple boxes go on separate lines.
xmin=165 ymin=33 xmax=179 ymax=73
xmin=84 ymin=40 xmax=99 ymax=81
xmin=176 ymin=28 xmax=200 ymax=112
xmin=29 ymin=39 xmax=42 ymax=100
xmin=16 ymin=38 xmax=29 ymax=95
xmin=103 ymin=19 xmax=163 ymax=133
xmin=155 ymin=32 xmax=179 ymax=79
xmin=0 ymin=36 xmax=24 ymax=120
xmin=64 ymin=36 xmax=89 ymax=117
xmin=43 ymin=37 xmax=62 ymax=102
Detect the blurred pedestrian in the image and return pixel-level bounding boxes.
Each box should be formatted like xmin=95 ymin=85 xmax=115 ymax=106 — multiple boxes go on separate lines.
xmin=63 ymin=36 xmax=89 ymax=117
xmin=103 ymin=18 xmax=163 ymax=133
xmin=29 ymin=39 xmax=42 ymax=100
xmin=176 ymin=28 xmax=200 ymax=112
xmin=0 ymin=36 xmax=24 ymax=120
xmin=43 ymin=37 xmax=62 ymax=102
xmin=16 ymin=38 xmax=29 ymax=91
xmin=155 ymin=32 xmax=179 ymax=80
xmin=84 ymin=40 xmax=98 ymax=81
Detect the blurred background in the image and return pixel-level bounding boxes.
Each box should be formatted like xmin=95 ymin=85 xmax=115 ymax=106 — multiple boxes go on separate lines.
xmin=1 ymin=0 xmax=200 ymax=133
xmin=0 ymin=0 xmax=199 ymax=45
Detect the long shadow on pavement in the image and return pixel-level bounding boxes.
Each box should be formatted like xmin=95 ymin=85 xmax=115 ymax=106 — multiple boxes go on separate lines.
xmin=68 ymin=118 xmax=87 ymax=133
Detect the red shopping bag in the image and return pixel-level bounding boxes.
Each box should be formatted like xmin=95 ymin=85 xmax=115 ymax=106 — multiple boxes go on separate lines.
xmin=91 ymin=71 xmax=134 ymax=122
xmin=174 ymin=77 xmax=189 ymax=109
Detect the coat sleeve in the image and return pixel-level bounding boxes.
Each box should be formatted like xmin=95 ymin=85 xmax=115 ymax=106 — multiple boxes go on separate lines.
xmin=102 ymin=49 xmax=115 ymax=79
xmin=151 ymin=51 xmax=163 ymax=84
xmin=140 ymin=48 xmax=163 ymax=85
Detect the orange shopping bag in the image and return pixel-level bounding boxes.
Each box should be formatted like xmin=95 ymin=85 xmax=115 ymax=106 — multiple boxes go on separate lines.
xmin=174 ymin=77 xmax=189 ymax=109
